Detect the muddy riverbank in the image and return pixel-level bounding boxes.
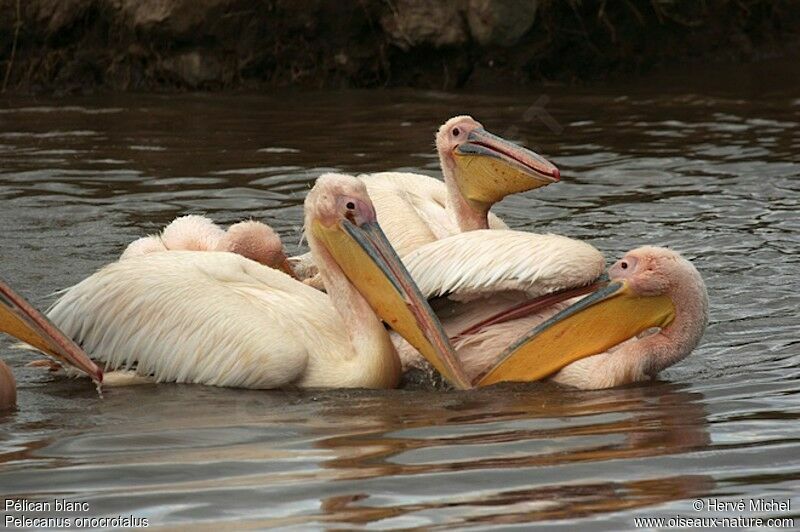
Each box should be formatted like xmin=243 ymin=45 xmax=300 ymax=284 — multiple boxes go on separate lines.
xmin=1 ymin=1 xmax=799 ymax=93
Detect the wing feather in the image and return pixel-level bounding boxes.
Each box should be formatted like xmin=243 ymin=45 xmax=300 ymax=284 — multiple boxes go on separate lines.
xmin=47 ymin=252 xmax=348 ymax=388
xmin=403 ymin=230 xmax=605 ymax=300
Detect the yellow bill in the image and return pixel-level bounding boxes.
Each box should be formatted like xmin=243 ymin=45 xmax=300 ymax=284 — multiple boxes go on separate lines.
xmin=477 ymin=280 xmax=675 ymax=386
xmin=312 ymin=219 xmax=471 ymax=390
xmin=0 ymin=280 xmax=103 ymax=383
xmin=453 ymin=128 xmax=560 ymax=209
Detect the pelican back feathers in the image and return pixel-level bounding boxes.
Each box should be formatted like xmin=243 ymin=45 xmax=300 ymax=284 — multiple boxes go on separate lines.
xmin=46 ymin=252 xmax=361 ymax=389
xmin=403 ymin=230 xmax=605 ymax=301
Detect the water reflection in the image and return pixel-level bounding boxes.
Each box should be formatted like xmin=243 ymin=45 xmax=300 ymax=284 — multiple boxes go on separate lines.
xmin=0 ymin=382 xmax=716 ymax=528
xmin=305 ymin=383 xmax=713 ymax=527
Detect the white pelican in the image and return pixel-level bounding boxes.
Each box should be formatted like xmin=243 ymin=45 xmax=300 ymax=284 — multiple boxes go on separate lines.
xmin=363 ymin=116 xmax=559 ymax=250
xmin=0 ymin=281 xmax=103 ymax=409
xmin=122 ymin=216 xmax=297 ymax=278
xmin=397 ymin=237 xmax=708 ymax=390
xmin=292 ymin=116 xmax=560 ymax=281
xmin=41 ymin=173 xmax=471 ymax=390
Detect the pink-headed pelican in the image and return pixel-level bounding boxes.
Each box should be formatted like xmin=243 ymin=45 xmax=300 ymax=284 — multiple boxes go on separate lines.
xmin=292 ymin=116 xmax=560 ymax=282
xmin=397 ymin=235 xmax=708 ymax=390
xmin=42 ymin=173 xmax=470 ymax=390
xmin=122 ymin=215 xmax=297 ymax=278
xmin=360 ymin=115 xmax=560 ymax=255
xmin=0 ymin=281 xmax=103 ymax=409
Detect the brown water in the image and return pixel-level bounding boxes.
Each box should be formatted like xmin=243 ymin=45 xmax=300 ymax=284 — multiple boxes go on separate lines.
xmin=0 ymin=61 xmax=799 ymax=529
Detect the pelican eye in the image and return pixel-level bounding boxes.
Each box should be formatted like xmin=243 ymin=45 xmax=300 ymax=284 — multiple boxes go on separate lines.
xmin=346 ymin=201 xmax=355 ymax=210
xmin=620 ymin=261 xmax=628 ymax=270
xmin=452 ymin=127 xmax=460 ymax=137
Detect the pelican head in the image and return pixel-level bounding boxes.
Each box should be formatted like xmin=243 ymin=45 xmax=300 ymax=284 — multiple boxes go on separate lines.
xmin=479 ymin=246 xmax=708 ymax=388
xmin=217 ymin=221 xmax=297 ymax=278
xmin=436 ymin=115 xmax=560 ymax=210
xmin=306 ymin=173 xmax=470 ymax=389
xmin=599 ymin=246 xmax=708 ymax=375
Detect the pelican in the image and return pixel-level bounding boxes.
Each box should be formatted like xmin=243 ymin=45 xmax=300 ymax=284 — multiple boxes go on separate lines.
xmin=397 ymin=236 xmax=708 ymax=389
xmin=364 ymin=116 xmax=559 ymax=249
xmin=291 ymin=116 xmax=560 ymax=282
xmin=122 ymin=216 xmax=297 ymax=278
xmin=0 ymin=281 xmax=103 ymax=409
xmin=39 ymin=173 xmax=470 ymax=390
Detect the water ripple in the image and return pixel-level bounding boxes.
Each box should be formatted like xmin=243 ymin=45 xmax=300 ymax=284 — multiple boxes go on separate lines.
xmin=0 ymin=87 xmax=798 ymax=529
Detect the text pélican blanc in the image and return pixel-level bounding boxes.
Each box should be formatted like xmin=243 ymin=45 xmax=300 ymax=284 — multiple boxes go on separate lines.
xmin=4 ymin=499 xmax=149 ymax=529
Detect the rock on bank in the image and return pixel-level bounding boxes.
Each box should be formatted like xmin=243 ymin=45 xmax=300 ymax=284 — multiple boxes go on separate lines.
xmin=1 ymin=0 xmax=798 ymax=92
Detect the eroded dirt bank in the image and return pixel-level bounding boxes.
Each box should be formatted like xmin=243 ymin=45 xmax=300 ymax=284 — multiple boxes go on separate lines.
xmin=1 ymin=0 xmax=799 ymax=93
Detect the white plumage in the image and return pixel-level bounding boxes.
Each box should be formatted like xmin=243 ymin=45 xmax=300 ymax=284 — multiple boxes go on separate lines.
xmin=290 ymin=172 xmax=509 ymax=282
xmin=396 ymin=243 xmax=708 ymax=391
xmin=45 ymin=173 xmax=453 ymax=390
xmin=403 ymin=230 xmax=605 ymax=300
xmin=48 ymin=252 xmax=356 ymax=388
xmin=352 ymin=113 xmax=558 ymax=259
xmin=290 ymin=113 xmax=561 ymax=282
xmin=359 ymin=172 xmax=508 ymax=258
xmin=394 ymin=230 xmax=606 ymax=380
